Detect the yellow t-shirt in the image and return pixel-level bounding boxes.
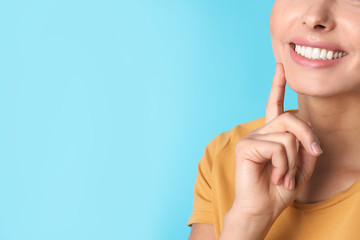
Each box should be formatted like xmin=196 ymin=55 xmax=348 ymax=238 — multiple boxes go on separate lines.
xmin=187 ymin=109 xmax=360 ymax=239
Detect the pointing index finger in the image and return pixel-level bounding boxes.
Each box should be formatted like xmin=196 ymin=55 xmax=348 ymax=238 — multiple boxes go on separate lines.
xmin=265 ymin=63 xmax=286 ymax=124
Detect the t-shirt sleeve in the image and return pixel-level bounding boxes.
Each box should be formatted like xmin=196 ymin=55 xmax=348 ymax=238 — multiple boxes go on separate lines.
xmin=187 ymin=135 xmax=219 ymax=226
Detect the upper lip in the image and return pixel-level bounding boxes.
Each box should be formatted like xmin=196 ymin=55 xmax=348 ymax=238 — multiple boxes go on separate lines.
xmin=290 ymin=37 xmax=347 ymax=53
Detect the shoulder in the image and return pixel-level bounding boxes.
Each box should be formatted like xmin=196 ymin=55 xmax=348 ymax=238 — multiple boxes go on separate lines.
xmin=206 ymin=115 xmax=265 ymax=157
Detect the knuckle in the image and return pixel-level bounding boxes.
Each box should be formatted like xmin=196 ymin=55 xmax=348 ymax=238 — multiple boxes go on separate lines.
xmin=281 ymin=111 xmax=294 ymax=119
xmin=246 ymin=129 xmax=259 ymax=138
xmin=303 ymin=126 xmax=317 ymax=141
xmin=235 ymin=139 xmax=249 ymax=152
xmin=235 ymin=139 xmax=256 ymax=161
xmin=284 ymin=132 xmax=297 ymax=145
xmin=273 ymin=142 xmax=285 ymax=154
xmin=274 ymin=100 xmax=283 ymax=108
xmin=306 ymin=126 xmax=316 ymax=136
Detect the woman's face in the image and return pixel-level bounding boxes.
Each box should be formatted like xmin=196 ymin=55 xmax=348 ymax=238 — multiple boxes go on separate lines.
xmin=269 ymin=0 xmax=360 ymax=97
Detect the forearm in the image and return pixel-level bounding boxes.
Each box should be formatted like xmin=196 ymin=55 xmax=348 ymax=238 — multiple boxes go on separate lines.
xmin=218 ymin=209 xmax=274 ymax=240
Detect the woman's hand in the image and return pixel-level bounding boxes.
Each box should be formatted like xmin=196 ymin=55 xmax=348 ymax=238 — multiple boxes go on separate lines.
xmin=219 ymin=63 xmax=323 ymax=239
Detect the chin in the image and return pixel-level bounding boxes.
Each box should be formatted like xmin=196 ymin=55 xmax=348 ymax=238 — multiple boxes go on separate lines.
xmin=286 ymin=75 xmax=347 ymax=98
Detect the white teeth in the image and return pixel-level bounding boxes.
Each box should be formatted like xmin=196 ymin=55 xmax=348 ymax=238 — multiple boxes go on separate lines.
xmin=320 ymin=49 xmax=327 ymax=60
xmin=312 ymin=48 xmax=320 ymax=59
xmin=326 ymin=51 xmax=333 ymax=60
xmin=293 ymin=44 xmax=347 ymax=60
xmin=305 ymin=47 xmax=312 ymax=58
xmin=301 ymin=46 xmax=306 ymax=56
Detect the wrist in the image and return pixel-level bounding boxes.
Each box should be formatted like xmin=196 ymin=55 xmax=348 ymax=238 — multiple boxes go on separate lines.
xmin=219 ymin=208 xmax=274 ymax=240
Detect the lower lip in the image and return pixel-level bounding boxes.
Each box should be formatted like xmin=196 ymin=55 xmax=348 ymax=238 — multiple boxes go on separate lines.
xmin=289 ymin=44 xmax=347 ymax=69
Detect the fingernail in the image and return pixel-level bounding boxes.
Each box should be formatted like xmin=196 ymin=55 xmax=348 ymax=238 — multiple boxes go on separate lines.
xmin=289 ymin=179 xmax=295 ymax=190
xmin=311 ymin=142 xmax=323 ymax=154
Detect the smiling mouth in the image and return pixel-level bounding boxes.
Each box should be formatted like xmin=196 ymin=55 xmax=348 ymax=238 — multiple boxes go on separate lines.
xmin=289 ymin=42 xmax=347 ymax=61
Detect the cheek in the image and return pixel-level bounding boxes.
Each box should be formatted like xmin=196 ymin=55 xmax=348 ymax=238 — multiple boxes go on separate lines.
xmin=269 ymin=3 xmax=285 ymax=63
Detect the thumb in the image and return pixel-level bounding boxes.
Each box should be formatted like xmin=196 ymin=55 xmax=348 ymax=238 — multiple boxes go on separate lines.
xmin=295 ymin=144 xmax=319 ymax=189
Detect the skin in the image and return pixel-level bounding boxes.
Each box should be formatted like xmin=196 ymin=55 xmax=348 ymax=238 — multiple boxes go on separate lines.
xmin=270 ymin=0 xmax=360 ymax=204
xmin=189 ymin=0 xmax=360 ymax=239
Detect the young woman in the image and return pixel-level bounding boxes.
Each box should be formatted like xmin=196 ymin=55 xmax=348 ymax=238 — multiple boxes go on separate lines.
xmin=187 ymin=0 xmax=360 ymax=239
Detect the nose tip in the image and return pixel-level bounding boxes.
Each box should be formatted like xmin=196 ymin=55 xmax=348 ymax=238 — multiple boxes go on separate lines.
xmin=302 ymin=3 xmax=335 ymax=32
xmin=303 ymin=18 xmax=332 ymax=32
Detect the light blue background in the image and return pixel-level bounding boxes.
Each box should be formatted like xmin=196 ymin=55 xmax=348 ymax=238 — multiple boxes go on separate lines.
xmin=0 ymin=1 xmax=298 ymax=239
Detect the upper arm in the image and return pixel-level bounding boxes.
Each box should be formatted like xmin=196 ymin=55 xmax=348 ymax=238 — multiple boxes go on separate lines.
xmin=188 ymin=223 xmax=216 ymax=240
xmin=187 ymin=134 xmax=228 ymax=239
xmin=187 ymin=136 xmax=218 ymax=225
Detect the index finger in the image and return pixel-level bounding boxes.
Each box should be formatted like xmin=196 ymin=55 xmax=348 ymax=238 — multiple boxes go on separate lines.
xmin=265 ymin=63 xmax=286 ymax=124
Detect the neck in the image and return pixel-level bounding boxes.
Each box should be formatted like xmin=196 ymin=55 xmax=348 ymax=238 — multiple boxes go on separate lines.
xmin=296 ymin=91 xmax=360 ymax=173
